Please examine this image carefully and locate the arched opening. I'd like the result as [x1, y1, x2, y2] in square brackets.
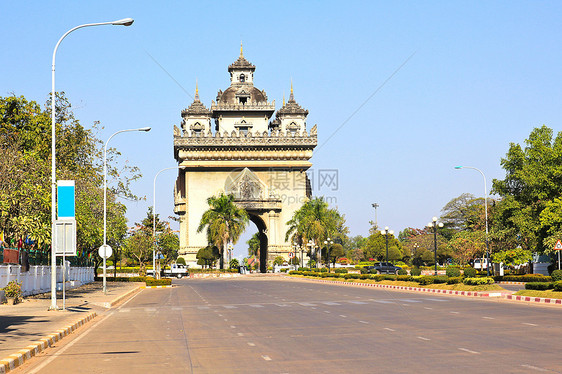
[249, 213, 268, 273]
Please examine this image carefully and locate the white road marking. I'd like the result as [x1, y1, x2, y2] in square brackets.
[417, 336, 430, 341]
[324, 311, 331, 313]
[172, 307, 183, 311]
[250, 304, 264, 308]
[217, 314, 223, 317]
[262, 355, 272, 361]
[237, 333, 244, 336]
[384, 328, 395, 332]
[398, 299, 422, 303]
[424, 307, 433, 310]
[523, 323, 538, 326]
[349, 301, 367, 305]
[145, 308, 157, 312]
[247, 342, 256, 347]
[372, 300, 394, 304]
[483, 317, 495, 320]
[521, 364, 548, 372]
[458, 348, 480, 354]
[450, 311, 460, 314]
[299, 303, 316, 306]
[118, 308, 130, 313]
[322, 302, 340, 306]
[276, 304, 290, 307]
[224, 319, 228, 321]
[230, 325, 236, 329]
[359, 320, 369, 324]
[402, 304, 410, 306]
[224, 305, 237, 309]
[197, 306, 210, 310]
[339, 315, 347, 318]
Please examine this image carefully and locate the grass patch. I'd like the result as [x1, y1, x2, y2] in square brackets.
[514, 290, 562, 299]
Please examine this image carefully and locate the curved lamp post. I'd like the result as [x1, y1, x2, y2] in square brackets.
[455, 166, 490, 276]
[324, 237, 333, 269]
[152, 166, 184, 279]
[103, 127, 150, 293]
[380, 227, 394, 264]
[427, 217, 444, 275]
[50, 18, 134, 310]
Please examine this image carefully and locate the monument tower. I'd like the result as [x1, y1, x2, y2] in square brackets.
[173, 47, 317, 271]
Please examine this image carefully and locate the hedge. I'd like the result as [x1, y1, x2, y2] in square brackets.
[447, 276, 462, 284]
[410, 268, 422, 276]
[495, 274, 552, 282]
[463, 277, 494, 285]
[94, 276, 146, 282]
[418, 276, 435, 285]
[463, 268, 477, 278]
[525, 282, 554, 290]
[554, 281, 562, 292]
[446, 267, 461, 278]
[145, 277, 172, 286]
[551, 270, 562, 282]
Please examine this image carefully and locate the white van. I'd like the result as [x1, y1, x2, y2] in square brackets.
[473, 258, 489, 270]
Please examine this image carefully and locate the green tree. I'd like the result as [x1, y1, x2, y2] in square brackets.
[197, 245, 220, 268]
[446, 230, 485, 265]
[247, 232, 260, 256]
[273, 256, 284, 266]
[197, 193, 249, 269]
[123, 228, 152, 275]
[326, 243, 344, 267]
[492, 125, 562, 253]
[440, 193, 485, 239]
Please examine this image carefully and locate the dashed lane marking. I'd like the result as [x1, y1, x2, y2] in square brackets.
[262, 355, 272, 361]
[230, 325, 236, 329]
[521, 364, 548, 372]
[359, 321, 369, 324]
[417, 336, 430, 341]
[450, 311, 460, 314]
[249, 304, 264, 308]
[483, 317, 495, 320]
[322, 302, 340, 306]
[523, 323, 538, 327]
[298, 303, 316, 307]
[247, 343, 256, 347]
[349, 301, 367, 305]
[424, 307, 433, 310]
[339, 315, 347, 318]
[384, 328, 395, 332]
[458, 348, 480, 354]
[198, 306, 210, 310]
[371, 300, 394, 304]
[237, 333, 244, 337]
[224, 305, 237, 309]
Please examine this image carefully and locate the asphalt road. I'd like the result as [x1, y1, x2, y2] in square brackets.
[14, 277, 562, 374]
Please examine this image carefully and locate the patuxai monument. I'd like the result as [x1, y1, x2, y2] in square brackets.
[173, 46, 317, 271]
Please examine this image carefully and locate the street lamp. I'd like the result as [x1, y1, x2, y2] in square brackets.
[455, 166, 490, 276]
[153, 166, 184, 279]
[380, 227, 394, 264]
[371, 203, 379, 229]
[227, 243, 234, 267]
[324, 238, 334, 269]
[307, 240, 318, 268]
[50, 18, 134, 310]
[103, 127, 150, 293]
[427, 217, 444, 275]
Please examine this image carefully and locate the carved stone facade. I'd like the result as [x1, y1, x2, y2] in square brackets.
[174, 47, 316, 271]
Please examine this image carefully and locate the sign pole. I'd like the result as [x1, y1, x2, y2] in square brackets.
[554, 240, 562, 270]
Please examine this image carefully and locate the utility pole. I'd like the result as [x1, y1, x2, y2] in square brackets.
[371, 203, 379, 229]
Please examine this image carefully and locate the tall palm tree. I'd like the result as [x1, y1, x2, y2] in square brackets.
[197, 193, 249, 269]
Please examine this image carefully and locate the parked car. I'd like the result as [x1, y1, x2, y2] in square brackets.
[368, 262, 402, 274]
[147, 263, 189, 278]
[473, 258, 489, 270]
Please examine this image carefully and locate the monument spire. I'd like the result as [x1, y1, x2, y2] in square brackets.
[289, 79, 295, 102]
[195, 79, 199, 101]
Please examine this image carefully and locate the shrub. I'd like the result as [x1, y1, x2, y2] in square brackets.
[434, 276, 448, 284]
[360, 267, 368, 274]
[410, 268, 422, 276]
[525, 282, 554, 290]
[551, 270, 562, 282]
[418, 276, 435, 285]
[447, 276, 462, 284]
[326, 273, 338, 278]
[397, 269, 408, 275]
[320, 267, 328, 273]
[463, 267, 476, 278]
[335, 268, 348, 274]
[384, 275, 396, 281]
[446, 267, 461, 278]
[3, 280, 22, 299]
[463, 277, 494, 285]
[320, 273, 328, 278]
[280, 268, 288, 273]
[176, 257, 186, 265]
[298, 267, 309, 271]
[145, 277, 172, 286]
[372, 274, 386, 282]
[501, 274, 552, 282]
[554, 281, 562, 292]
[360, 274, 370, 280]
[397, 275, 411, 282]
[344, 273, 360, 280]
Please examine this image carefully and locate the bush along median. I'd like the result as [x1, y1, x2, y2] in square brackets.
[287, 270, 504, 291]
[94, 276, 172, 287]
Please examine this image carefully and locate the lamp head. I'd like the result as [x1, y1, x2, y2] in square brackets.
[389, 230, 394, 235]
[432, 217, 438, 222]
[138, 126, 151, 132]
[385, 226, 389, 231]
[454, 166, 463, 169]
[438, 223, 444, 228]
[380, 230, 385, 235]
[112, 18, 134, 26]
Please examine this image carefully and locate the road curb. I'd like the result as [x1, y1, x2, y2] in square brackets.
[98, 285, 143, 309]
[141, 285, 173, 289]
[0, 312, 97, 374]
[506, 294, 562, 305]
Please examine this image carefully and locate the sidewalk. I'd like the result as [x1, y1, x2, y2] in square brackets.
[0, 281, 142, 373]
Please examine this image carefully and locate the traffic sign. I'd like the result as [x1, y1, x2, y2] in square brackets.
[98, 244, 113, 259]
[554, 240, 562, 251]
[288, 252, 295, 259]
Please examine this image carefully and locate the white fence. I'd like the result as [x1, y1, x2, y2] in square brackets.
[0, 265, 94, 296]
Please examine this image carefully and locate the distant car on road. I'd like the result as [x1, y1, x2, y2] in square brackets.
[368, 262, 402, 274]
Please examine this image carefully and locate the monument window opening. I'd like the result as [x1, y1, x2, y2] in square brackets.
[239, 96, 248, 104]
[239, 127, 249, 136]
[240, 74, 246, 82]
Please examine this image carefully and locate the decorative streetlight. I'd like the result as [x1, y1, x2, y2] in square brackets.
[227, 243, 234, 267]
[427, 217, 444, 275]
[153, 166, 184, 280]
[380, 227, 394, 264]
[300, 244, 305, 269]
[455, 166, 490, 276]
[103, 127, 151, 293]
[50, 17, 134, 310]
[324, 237, 334, 269]
[307, 239, 318, 268]
[371, 203, 379, 229]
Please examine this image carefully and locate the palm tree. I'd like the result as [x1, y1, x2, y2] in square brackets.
[197, 193, 249, 269]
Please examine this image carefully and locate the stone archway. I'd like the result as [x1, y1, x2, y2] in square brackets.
[248, 213, 268, 273]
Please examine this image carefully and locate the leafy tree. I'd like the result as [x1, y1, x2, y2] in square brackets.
[123, 228, 152, 275]
[247, 232, 260, 256]
[197, 245, 220, 268]
[325, 243, 344, 267]
[492, 247, 532, 266]
[273, 256, 284, 266]
[492, 125, 562, 253]
[440, 193, 485, 238]
[197, 193, 249, 269]
[363, 232, 402, 262]
[446, 231, 485, 265]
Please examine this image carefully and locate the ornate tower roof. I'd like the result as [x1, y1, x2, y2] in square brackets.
[228, 43, 256, 72]
[276, 82, 309, 117]
[182, 83, 211, 117]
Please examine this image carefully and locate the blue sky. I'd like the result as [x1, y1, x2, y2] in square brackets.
[2, 1, 561, 260]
